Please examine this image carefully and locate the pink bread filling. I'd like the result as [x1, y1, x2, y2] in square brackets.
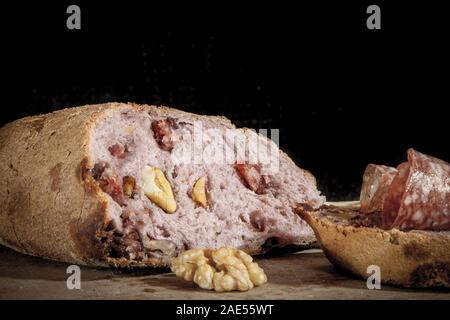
[89, 108, 325, 261]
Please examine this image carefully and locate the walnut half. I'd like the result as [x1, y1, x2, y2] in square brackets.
[171, 247, 267, 292]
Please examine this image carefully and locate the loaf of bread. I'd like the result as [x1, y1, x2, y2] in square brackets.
[296, 203, 450, 287]
[0, 103, 325, 267]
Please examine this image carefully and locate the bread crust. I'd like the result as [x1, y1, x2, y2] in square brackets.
[296, 203, 450, 288]
[0, 103, 120, 266]
[0, 102, 315, 267]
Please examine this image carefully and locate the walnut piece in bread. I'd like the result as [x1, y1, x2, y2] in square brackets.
[192, 176, 208, 208]
[142, 165, 177, 213]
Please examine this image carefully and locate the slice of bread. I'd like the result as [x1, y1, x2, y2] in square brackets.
[296, 203, 450, 288]
[0, 103, 324, 267]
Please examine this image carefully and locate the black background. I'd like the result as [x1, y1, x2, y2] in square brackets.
[2, 300, 447, 318]
[1, 1, 448, 200]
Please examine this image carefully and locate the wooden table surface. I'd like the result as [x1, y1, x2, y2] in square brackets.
[0, 245, 449, 300]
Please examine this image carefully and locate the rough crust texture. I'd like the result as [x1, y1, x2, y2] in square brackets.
[296, 203, 450, 288]
[0, 103, 317, 267]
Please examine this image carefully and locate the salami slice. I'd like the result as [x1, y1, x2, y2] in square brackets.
[360, 164, 398, 213]
[382, 149, 450, 230]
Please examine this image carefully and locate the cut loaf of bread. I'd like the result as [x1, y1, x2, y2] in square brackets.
[0, 103, 324, 267]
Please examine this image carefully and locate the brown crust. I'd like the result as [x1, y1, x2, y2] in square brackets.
[0, 102, 315, 267]
[0, 103, 113, 266]
[296, 203, 450, 288]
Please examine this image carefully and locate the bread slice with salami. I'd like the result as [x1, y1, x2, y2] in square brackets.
[297, 149, 450, 288]
[0, 103, 325, 267]
[297, 203, 450, 288]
